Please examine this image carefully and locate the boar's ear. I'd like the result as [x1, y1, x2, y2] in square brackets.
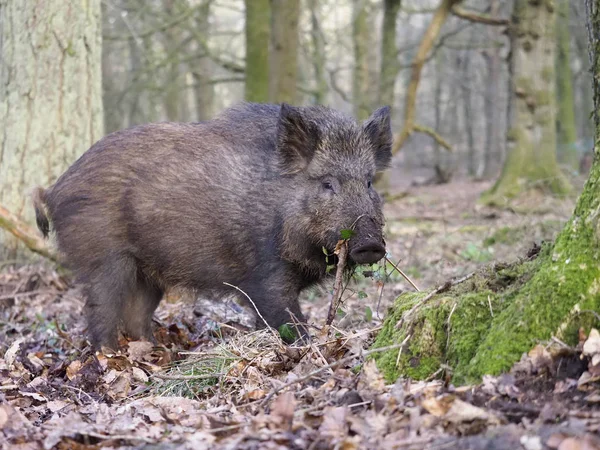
[362, 106, 392, 171]
[277, 103, 319, 174]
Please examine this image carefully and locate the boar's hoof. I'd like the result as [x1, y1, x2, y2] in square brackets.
[349, 242, 386, 265]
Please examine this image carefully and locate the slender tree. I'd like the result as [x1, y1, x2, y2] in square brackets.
[269, 0, 300, 104]
[245, 0, 271, 102]
[0, 0, 103, 257]
[556, 0, 578, 170]
[352, 0, 373, 120]
[483, 0, 571, 203]
[378, 0, 402, 107]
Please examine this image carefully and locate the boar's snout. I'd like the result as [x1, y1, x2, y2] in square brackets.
[349, 241, 386, 264]
[347, 216, 386, 265]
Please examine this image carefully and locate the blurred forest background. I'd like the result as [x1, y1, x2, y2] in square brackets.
[0, 0, 593, 255]
[101, 0, 592, 182]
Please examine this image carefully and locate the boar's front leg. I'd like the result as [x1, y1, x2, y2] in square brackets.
[239, 269, 309, 343]
[122, 276, 163, 342]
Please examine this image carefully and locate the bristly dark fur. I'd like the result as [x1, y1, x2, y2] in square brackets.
[33, 102, 392, 349]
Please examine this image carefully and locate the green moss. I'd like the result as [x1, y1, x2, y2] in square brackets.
[541, 66, 554, 82]
[371, 257, 541, 384]
[65, 41, 76, 57]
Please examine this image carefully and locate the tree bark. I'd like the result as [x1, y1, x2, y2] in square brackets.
[483, 0, 571, 204]
[269, 0, 299, 104]
[0, 0, 103, 257]
[244, 0, 270, 103]
[191, 0, 214, 121]
[309, 0, 328, 105]
[352, 0, 373, 120]
[378, 0, 401, 107]
[372, 0, 600, 385]
[480, 0, 503, 179]
[555, 0, 578, 170]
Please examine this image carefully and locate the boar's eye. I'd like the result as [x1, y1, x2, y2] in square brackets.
[322, 181, 334, 191]
[367, 180, 372, 189]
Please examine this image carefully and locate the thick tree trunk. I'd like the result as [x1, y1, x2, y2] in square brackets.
[269, 0, 299, 104]
[244, 0, 270, 103]
[0, 0, 103, 257]
[378, 0, 401, 107]
[483, 0, 571, 203]
[372, 0, 600, 384]
[555, 0, 578, 171]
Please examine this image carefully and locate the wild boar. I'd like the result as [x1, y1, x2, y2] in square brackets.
[33, 103, 392, 349]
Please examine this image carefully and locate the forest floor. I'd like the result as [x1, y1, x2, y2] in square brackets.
[2, 176, 600, 449]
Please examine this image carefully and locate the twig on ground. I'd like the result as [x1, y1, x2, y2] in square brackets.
[396, 272, 475, 329]
[260, 342, 407, 407]
[395, 333, 413, 368]
[152, 372, 226, 381]
[385, 256, 420, 292]
[224, 282, 282, 343]
[325, 241, 349, 327]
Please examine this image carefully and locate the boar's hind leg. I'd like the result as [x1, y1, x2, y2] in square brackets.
[83, 255, 137, 351]
[122, 277, 163, 342]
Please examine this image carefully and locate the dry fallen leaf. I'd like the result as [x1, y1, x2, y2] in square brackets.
[583, 329, 600, 357]
[270, 392, 296, 430]
[66, 360, 83, 380]
[319, 406, 349, 440]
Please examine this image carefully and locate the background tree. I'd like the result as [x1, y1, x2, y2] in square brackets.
[483, 0, 571, 204]
[0, 0, 103, 257]
[245, 0, 271, 102]
[555, 0, 578, 171]
[269, 0, 300, 103]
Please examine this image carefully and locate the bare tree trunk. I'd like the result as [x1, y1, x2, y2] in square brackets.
[352, 0, 373, 120]
[309, 0, 327, 105]
[245, 0, 271, 103]
[192, 0, 214, 121]
[0, 0, 104, 257]
[378, 0, 401, 107]
[269, 0, 300, 104]
[480, 0, 503, 179]
[162, 0, 183, 121]
[484, 0, 571, 203]
[555, 0, 578, 170]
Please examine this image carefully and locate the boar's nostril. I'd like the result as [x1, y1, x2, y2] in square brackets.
[349, 242, 386, 265]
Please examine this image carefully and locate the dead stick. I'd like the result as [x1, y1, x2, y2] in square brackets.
[325, 241, 348, 327]
[0, 204, 58, 262]
[385, 256, 420, 291]
[260, 342, 406, 407]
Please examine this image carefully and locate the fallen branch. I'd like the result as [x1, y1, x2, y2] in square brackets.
[0, 204, 58, 262]
[451, 5, 509, 26]
[385, 256, 421, 292]
[325, 241, 349, 327]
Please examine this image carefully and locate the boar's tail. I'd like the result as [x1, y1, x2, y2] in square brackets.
[32, 187, 50, 238]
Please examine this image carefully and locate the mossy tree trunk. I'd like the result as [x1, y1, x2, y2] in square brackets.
[483, 0, 571, 204]
[0, 0, 103, 258]
[244, 0, 270, 103]
[191, 0, 214, 122]
[372, 0, 600, 384]
[269, 0, 299, 104]
[555, 0, 578, 171]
